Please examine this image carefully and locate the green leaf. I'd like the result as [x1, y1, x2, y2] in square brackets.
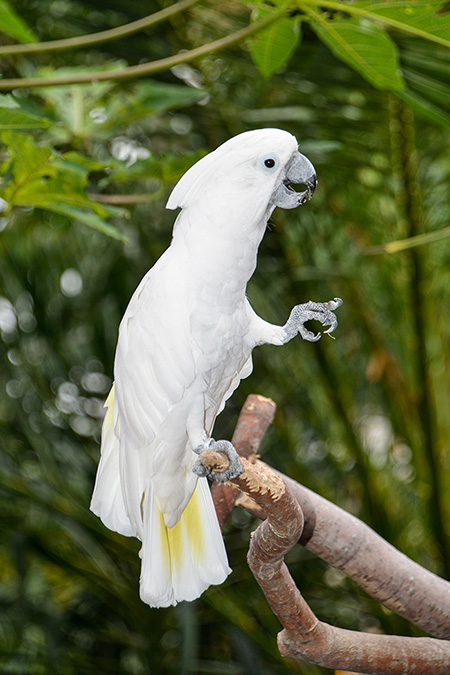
[396, 88, 450, 130]
[2, 130, 53, 184]
[398, 39, 450, 129]
[243, 106, 315, 123]
[37, 63, 127, 140]
[0, 131, 125, 240]
[307, 9, 405, 91]
[35, 66, 206, 143]
[0, 0, 36, 43]
[403, 67, 450, 107]
[47, 203, 127, 242]
[248, 7, 301, 78]
[105, 150, 207, 185]
[62, 151, 114, 173]
[99, 80, 207, 134]
[132, 80, 207, 113]
[0, 95, 51, 130]
[0, 93, 17, 109]
[352, 0, 450, 48]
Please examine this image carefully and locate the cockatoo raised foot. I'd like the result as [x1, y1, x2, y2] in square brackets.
[283, 297, 343, 343]
[192, 439, 244, 482]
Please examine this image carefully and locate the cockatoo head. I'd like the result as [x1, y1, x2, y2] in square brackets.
[166, 128, 316, 216]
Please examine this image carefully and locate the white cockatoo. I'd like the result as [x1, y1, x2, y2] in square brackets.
[90, 128, 341, 608]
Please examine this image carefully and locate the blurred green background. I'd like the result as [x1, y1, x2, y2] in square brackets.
[1, 1, 450, 673]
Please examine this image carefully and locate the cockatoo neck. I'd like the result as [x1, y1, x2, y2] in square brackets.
[170, 199, 273, 300]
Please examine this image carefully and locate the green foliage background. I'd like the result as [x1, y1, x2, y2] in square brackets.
[1, 1, 450, 673]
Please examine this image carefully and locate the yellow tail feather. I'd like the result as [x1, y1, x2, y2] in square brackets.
[157, 482, 206, 572]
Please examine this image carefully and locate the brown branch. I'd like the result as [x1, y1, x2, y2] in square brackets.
[281, 472, 450, 641]
[278, 624, 450, 674]
[207, 395, 450, 673]
[88, 193, 156, 205]
[211, 393, 276, 530]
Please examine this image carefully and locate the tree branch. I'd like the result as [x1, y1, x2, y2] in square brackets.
[211, 394, 276, 530]
[281, 471, 450, 640]
[0, 10, 284, 90]
[88, 193, 157, 205]
[0, 0, 199, 56]
[208, 395, 450, 673]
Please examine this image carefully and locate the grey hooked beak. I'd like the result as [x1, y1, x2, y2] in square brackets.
[273, 151, 317, 210]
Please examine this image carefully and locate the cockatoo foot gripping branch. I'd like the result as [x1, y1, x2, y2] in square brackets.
[90, 128, 342, 608]
[193, 439, 244, 483]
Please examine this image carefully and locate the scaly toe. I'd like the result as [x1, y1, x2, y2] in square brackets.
[209, 440, 244, 482]
[192, 459, 211, 478]
[192, 439, 244, 483]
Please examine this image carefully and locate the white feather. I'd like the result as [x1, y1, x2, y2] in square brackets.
[139, 477, 230, 607]
[91, 128, 303, 607]
[90, 386, 133, 537]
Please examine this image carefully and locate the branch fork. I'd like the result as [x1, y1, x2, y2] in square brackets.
[206, 394, 450, 675]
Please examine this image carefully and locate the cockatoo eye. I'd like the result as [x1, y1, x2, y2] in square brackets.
[264, 158, 276, 169]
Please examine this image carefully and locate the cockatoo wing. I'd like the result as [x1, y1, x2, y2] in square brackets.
[115, 252, 199, 531]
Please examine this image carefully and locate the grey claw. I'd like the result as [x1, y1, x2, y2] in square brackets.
[324, 297, 343, 311]
[284, 297, 342, 343]
[298, 325, 321, 342]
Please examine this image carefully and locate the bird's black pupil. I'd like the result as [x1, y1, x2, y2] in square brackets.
[264, 158, 275, 168]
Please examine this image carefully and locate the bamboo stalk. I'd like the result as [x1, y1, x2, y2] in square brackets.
[388, 97, 450, 578]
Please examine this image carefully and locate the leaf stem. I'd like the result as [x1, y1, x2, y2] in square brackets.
[297, 0, 450, 50]
[0, 10, 285, 90]
[365, 224, 450, 255]
[0, 0, 200, 56]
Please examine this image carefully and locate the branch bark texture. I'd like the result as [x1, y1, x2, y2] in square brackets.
[207, 394, 450, 674]
[282, 472, 450, 641]
[211, 393, 276, 530]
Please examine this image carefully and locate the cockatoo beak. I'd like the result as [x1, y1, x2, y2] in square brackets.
[273, 151, 317, 210]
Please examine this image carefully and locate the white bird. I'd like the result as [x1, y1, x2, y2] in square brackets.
[90, 128, 341, 608]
